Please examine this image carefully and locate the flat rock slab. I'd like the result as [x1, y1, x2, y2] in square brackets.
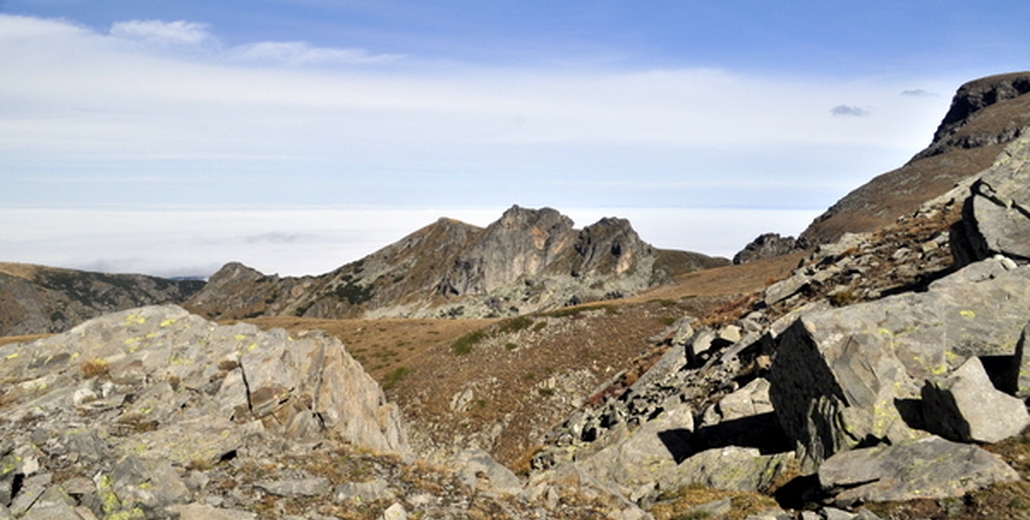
[819, 436, 1018, 506]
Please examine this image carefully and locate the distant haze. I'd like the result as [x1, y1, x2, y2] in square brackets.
[0, 207, 819, 278]
[3, 3, 1029, 277]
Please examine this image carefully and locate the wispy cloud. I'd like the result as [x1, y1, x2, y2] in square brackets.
[110, 19, 215, 46]
[901, 89, 938, 97]
[229, 41, 403, 65]
[831, 104, 870, 117]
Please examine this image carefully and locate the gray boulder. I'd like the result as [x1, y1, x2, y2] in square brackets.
[819, 436, 1018, 506]
[1015, 323, 1030, 399]
[452, 449, 522, 495]
[576, 403, 694, 495]
[658, 446, 794, 494]
[769, 261, 1030, 467]
[956, 137, 1030, 262]
[922, 356, 1029, 444]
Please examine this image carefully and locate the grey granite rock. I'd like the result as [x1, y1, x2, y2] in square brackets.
[819, 436, 1018, 506]
[922, 356, 1029, 444]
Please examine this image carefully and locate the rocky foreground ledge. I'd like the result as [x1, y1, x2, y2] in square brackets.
[0, 305, 656, 519]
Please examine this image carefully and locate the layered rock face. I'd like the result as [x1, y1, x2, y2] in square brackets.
[0, 263, 204, 336]
[186, 205, 726, 321]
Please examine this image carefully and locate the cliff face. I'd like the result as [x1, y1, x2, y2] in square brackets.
[0, 263, 204, 336]
[185, 206, 727, 321]
[800, 71, 1030, 246]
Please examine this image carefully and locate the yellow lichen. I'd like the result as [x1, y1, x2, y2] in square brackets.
[159, 318, 177, 327]
[959, 310, 976, 319]
[123, 314, 145, 326]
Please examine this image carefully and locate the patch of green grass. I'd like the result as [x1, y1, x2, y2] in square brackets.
[538, 388, 555, 397]
[451, 330, 487, 356]
[504, 342, 518, 351]
[496, 315, 535, 334]
[382, 366, 410, 390]
[532, 321, 547, 332]
[540, 303, 619, 319]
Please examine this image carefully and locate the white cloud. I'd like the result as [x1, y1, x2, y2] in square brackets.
[229, 41, 402, 65]
[0, 14, 961, 214]
[109, 19, 215, 46]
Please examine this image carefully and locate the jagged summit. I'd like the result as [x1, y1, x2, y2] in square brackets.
[800, 71, 1030, 246]
[185, 205, 727, 321]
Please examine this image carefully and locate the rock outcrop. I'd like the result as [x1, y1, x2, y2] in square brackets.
[733, 233, 805, 265]
[186, 205, 727, 321]
[0, 263, 204, 336]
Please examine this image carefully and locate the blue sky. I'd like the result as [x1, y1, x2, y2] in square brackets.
[2, 1, 1029, 276]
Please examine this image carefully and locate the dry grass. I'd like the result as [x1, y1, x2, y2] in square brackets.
[0, 262, 44, 280]
[232, 316, 495, 382]
[80, 358, 109, 379]
[649, 484, 780, 520]
[0, 334, 50, 347]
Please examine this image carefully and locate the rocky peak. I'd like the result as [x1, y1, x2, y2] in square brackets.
[800, 71, 1030, 247]
[570, 216, 651, 276]
[932, 72, 1030, 144]
[732, 233, 805, 265]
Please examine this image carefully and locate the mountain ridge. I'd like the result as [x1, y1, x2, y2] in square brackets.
[184, 205, 729, 322]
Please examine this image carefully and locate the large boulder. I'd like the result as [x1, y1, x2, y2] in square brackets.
[575, 403, 694, 495]
[769, 260, 1030, 467]
[819, 436, 1019, 506]
[921, 356, 1029, 444]
[658, 446, 795, 494]
[955, 137, 1030, 262]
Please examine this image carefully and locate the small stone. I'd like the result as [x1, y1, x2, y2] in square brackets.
[381, 502, 407, 520]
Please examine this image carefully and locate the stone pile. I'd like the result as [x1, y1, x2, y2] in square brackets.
[533, 138, 1030, 517]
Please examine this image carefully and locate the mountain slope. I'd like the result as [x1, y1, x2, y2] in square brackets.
[801, 71, 1030, 245]
[186, 205, 728, 321]
[0, 262, 204, 336]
